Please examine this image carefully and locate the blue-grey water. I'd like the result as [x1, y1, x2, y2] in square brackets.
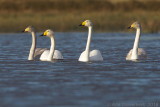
[0, 32, 160, 107]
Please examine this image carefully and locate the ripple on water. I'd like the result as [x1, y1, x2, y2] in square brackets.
[0, 33, 160, 106]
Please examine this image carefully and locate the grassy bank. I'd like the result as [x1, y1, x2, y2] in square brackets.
[1, 0, 160, 12]
[0, 0, 160, 33]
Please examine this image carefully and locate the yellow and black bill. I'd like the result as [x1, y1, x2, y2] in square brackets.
[79, 21, 86, 26]
[40, 31, 47, 37]
[22, 28, 28, 32]
[128, 26, 132, 29]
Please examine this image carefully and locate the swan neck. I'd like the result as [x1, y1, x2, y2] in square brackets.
[84, 26, 92, 61]
[28, 32, 36, 60]
[131, 28, 141, 60]
[48, 35, 55, 61]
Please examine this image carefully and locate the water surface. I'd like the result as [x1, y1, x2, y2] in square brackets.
[0, 32, 160, 107]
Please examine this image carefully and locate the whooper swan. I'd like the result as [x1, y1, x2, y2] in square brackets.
[126, 22, 147, 61]
[40, 29, 63, 61]
[78, 20, 103, 62]
[23, 26, 47, 60]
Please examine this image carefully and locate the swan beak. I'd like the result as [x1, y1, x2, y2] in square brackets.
[40, 31, 47, 37]
[79, 24, 83, 26]
[128, 24, 135, 29]
[24, 27, 29, 32]
[128, 26, 131, 29]
[79, 21, 86, 26]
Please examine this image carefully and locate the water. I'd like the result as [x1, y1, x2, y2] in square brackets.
[0, 32, 160, 107]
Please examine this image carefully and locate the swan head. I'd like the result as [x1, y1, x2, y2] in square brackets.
[23, 26, 35, 32]
[40, 29, 54, 37]
[79, 20, 93, 27]
[128, 22, 141, 29]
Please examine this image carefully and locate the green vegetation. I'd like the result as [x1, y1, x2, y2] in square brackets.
[0, 0, 160, 33]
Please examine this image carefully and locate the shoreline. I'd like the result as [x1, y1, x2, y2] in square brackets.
[0, 0, 160, 33]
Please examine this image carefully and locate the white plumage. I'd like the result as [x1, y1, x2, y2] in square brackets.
[126, 48, 147, 60]
[79, 20, 103, 62]
[23, 26, 46, 60]
[40, 29, 63, 61]
[79, 50, 103, 61]
[40, 50, 63, 61]
[126, 22, 147, 60]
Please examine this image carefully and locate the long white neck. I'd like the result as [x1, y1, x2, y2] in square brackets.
[131, 27, 141, 60]
[84, 26, 92, 62]
[47, 35, 55, 61]
[28, 32, 36, 60]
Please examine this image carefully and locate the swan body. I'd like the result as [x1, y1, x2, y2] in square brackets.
[126, 22, 147, 60]
[79, 50, 103, 61]
[23, 26, 46, 60]
[126, 48, 147, 60]
[40, 50, 63, 61]
[40, 29, 63, 61]
[79, 20, 103, 62]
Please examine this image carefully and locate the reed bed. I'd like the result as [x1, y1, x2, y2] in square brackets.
[0, 0, 160, 33]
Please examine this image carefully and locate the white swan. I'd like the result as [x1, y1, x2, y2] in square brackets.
[40, 29, 63, 61]
[79, 20, 103, 62]
[23, 26, 47, 60]
[126, 22, 147, 60]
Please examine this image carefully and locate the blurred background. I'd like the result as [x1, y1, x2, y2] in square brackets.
[0, 0, 160, 33]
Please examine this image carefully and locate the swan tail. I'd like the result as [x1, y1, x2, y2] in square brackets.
[89, 50, 103, 61]
[53, 50, 63, 59]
